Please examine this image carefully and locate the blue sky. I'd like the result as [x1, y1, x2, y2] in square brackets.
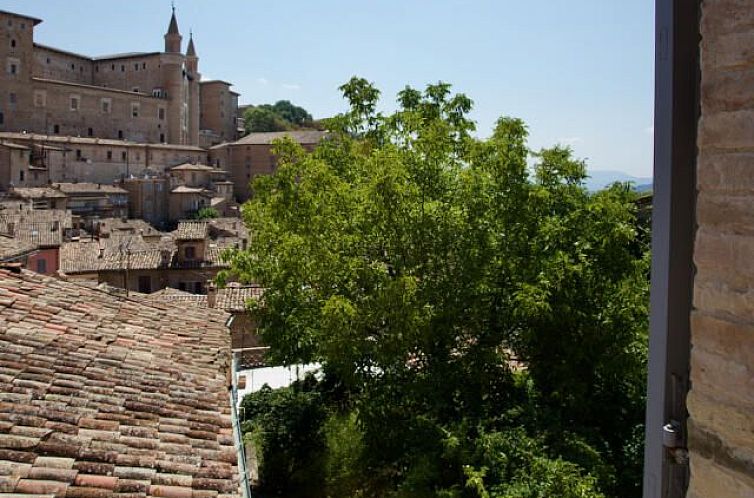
[6, 1, 655, 177]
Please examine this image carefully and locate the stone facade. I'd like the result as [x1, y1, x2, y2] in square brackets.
[0, 132, 207, 184]
[201, 81, 240, 145]
[209, 130, 326, 202]
[0, 8, 239, 146]
[688, 1, 754, 497]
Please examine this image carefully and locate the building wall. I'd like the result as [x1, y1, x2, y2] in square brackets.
[31, 79, 168, 143]
[687, 2, 754, 497]
[0, 134, 207, 184]
[200, 82, 238, 144]
[0, 10, 238, 147]
[27, 247, 58, 275]
[210, 142, 318, 202]
[122, 177, 169, 228]
[33, 46, 93, 85]
[98, 267, 221, 294]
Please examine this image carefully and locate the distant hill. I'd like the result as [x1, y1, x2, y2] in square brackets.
[585, 170, 653, 192]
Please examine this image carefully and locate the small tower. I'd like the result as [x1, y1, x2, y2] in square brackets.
[186, 30, 201, 145]
[186, 31, 198, 73]
[164, 5, 182, 53]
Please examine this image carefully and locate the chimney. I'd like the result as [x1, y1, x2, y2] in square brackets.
[207, 281, 217, 308]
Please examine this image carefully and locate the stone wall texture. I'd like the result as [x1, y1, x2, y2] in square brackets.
[689, 1, 754, 496]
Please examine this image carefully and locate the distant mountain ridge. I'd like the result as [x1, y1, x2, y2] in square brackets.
[585, 170, 653, 192]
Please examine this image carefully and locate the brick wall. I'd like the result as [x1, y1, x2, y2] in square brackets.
[688, 1, 754, 496]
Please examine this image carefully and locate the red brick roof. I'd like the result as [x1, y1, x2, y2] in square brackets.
[0, 269, 241, 497]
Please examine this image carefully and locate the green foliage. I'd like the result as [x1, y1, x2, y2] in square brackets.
[243, 100, 317, 133]
[229, 77, 650, 497]
[191, 206, 219, 220]
[240, 379, 327, 497]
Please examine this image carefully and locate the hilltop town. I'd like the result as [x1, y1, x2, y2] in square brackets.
[0, 7, 324, 293]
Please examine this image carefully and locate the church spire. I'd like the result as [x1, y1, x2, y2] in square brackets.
[164, 4, 182, 53]
[168, 3, 179, 34]
[186, 30, 197, 57]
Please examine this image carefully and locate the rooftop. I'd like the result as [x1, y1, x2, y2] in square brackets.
[53, 183, 128, 195]
[222, 130, 328, 147]
[0, 268, 240, 497]
[175, 221, 210, 241]
[0, 234, 35, 261]
[0, 133, 206, 152]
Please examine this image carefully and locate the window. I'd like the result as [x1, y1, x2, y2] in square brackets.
[87, 127, 93, 137]
[178, 282, 187, 291]
[70, 95, 80, 111]
[134, 63, 139, 71]
[19, 170, 24, 182]
[10, 39, 15, 49]
[95, 65, 98, 73]
[6, 58, 20, 75]
[46, 58, 50, 64]
[185, 246, 196, 260]
[33, 90, 46, 108]
[111, 64, 115, 70]
[121, 151, 127, 161]
[0, 112, 4, 125]
[53, 124, 59, 134]
[9, 93, 17, 104]
[36, 259, 47, 274]
[138, 276, 151, 294]
[132, 87, 139, 93]
[131, 103, 140, 118]
[76, 149, 82, 160]
[121, 65, 125, 72]
[118, 130, 124, 139]
[142, 63, 146, 69]
[70, 63, 74, 70]
[159, 133, 165, 143]
[158, 108, 165, 120]
[101, 98, 111, 113]
[80, 66, 83, 73]
[107, 150, 112, 160]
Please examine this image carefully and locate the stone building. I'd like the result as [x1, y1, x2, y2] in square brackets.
[0, 8, 239, 146]
[209, 130, 327, 202]
[0, 132, 208, 184]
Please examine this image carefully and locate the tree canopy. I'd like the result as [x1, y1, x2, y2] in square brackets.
[243, 100, 317, 133]
[225, 77, 650, 498]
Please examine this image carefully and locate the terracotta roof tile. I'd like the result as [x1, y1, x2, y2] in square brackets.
[0, 269, 241, 497]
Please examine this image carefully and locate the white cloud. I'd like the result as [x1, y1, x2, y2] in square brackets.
[256, 77, 269, 85]
[282, 83, 301, 91]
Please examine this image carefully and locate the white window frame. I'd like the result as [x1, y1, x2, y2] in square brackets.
[70, 94, 81, 112]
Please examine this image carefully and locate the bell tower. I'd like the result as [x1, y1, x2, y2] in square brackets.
[164, 5, 182, 53]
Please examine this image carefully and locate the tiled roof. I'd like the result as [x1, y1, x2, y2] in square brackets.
[231, 130, 328, 146]
[94, 218, 162, 237]
[0, 235, 35, 261]
[146, 287, 209, 307]
[171, 186, 207, 194]
[170, 163, 217, 172]
[8, 188, 68, 200]
[215, 286, 263, 312]
[0, 268, 240, 497]
[0, 133, 206, 152]
[52, 183, 128, 195]
[13, 222, 65, 248]
[175, 222, 209, 241]
[59, 236, 168, 274]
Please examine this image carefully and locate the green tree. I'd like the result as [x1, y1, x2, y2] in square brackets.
[227, 77, 649, 497]
[244, 106, 290, 133]
[273, 100, 314, 126]
[192, 206, 219, 220]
